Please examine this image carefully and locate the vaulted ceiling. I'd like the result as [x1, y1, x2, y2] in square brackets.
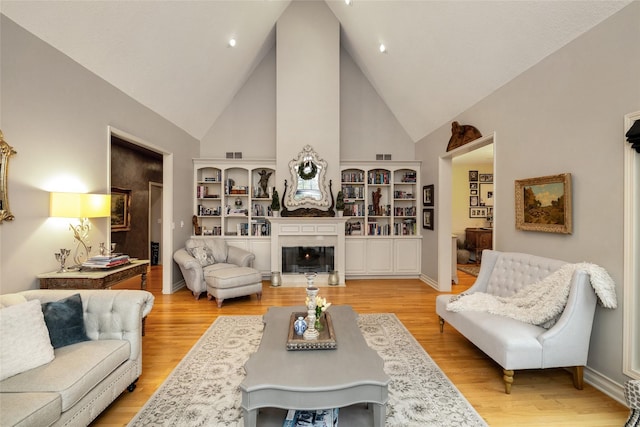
[1, 0, 632, 142]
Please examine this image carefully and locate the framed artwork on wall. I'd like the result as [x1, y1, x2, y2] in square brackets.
[423, 184, 434, 206]
[111, 187, 131, 232]
[469, 207, 487, 218]
[469, 170, 479, 182]
[423, 208, 434, 230]
[515, 173, 572, 234]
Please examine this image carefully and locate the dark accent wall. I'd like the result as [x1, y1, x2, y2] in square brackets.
[110, 136, 162, 259]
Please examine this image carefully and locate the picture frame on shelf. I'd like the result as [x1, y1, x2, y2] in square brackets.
[515, 173, 572, 234]
[423, 184, 434, 207]
[469, 207, 487, 218]
[423, 208, 434, 230]
[111, 187, 131, 232]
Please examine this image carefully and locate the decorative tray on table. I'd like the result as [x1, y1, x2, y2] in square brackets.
[286, 312, 337, 351]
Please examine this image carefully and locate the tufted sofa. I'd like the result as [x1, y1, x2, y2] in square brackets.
[173, 237, 258, 301]
[436, 250, 600, 394]
[0, 289, 154, 427]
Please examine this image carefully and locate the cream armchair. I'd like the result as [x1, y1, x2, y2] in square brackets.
[173, 238, 256, 299]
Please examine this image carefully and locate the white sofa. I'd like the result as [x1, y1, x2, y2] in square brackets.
[436, 250, 603, 394]
[173, 237, 258, 300]
[0, 289, 154, 427]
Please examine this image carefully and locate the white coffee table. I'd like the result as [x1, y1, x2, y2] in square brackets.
[241, 305, 389, 427]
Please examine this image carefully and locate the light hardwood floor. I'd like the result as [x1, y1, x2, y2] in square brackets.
[92, 265, 629, 426]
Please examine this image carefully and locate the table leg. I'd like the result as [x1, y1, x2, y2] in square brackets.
[372, 402, 385, 427]
[242, 408, 257, 427]
[140, 270, 147, 290]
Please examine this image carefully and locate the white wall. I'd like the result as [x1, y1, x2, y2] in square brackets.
[0, 15, 199, 293]
[417, 2, 640, 386]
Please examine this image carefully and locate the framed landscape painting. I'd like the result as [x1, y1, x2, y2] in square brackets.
[515, 173, 572, 234]
[111, 187, 131, 232]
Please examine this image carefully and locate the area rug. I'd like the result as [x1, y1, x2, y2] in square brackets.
[457, 264, 480, 277]
[128, 314, 487, 427]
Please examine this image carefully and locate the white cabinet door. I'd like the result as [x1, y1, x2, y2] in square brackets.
[345, 238, 367, 275]
[394, 238, 421, 274]
[366, 238, 394, 274]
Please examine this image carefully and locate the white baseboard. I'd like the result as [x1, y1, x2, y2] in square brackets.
[420, 274, 439, 290]
[584, 366, 627, 406]
[171, 279, 186, 294]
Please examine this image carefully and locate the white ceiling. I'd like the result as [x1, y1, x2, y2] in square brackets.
[1, 0, 632, 142]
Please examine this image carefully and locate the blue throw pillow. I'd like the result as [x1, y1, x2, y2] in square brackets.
[41, 293, 90, 349]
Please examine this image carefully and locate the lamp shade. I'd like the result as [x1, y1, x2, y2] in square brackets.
[50, 192, 111, 218]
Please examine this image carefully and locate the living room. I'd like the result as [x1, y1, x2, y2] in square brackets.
[1, 0, 639, 425]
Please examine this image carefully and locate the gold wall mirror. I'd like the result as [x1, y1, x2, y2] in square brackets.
[0, 130, 16, 223]
[286, 145, 330, 209]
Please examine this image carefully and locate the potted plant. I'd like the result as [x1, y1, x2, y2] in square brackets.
[336, 191, 345, 217]
[271, 188, 280, 217]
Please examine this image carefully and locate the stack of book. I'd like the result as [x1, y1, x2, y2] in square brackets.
[82, 254, 130, 269]
[283, 408, 338, 427]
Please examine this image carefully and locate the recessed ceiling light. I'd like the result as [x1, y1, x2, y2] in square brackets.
[345, 0, 352, 5]
[228, 38, 237, 48]
[379, 43, 386, 53]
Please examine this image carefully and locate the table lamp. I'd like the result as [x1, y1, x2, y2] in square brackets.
[50, 192, 111, 267]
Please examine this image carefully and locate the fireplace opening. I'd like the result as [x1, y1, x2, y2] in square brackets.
[282, 246, 335, 273]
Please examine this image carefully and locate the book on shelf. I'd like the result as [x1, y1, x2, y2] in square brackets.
[82, 254, 130, 269]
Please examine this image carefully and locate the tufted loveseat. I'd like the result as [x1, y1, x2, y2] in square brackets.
[0, 289, 154, 427]
[436, 250, 605, 394]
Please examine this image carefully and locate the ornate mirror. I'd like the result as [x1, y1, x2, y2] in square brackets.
[286, 145, 330, 208]
[0, 130, 16, 223]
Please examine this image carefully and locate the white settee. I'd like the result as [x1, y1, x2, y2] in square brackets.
[0, 289, 154, 427]
[173, 238, 257, 299]
[436, 250, 617, 394]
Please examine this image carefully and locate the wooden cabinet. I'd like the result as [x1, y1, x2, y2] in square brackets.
[465, 228, 493, 264]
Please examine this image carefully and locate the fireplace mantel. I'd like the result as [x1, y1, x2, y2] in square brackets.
[270, 217, 348, 285]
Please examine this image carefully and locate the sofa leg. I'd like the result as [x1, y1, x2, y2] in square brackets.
[193, 291, 202, 300]
[217, 298, 224, 308]
[127, 378, 138, 392]
[438, 316, 445, 333]
[572, 366, 584, 390]
[503, 369, 514, 394]
[256, 292, 262, 301]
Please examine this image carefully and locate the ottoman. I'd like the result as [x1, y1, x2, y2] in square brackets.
[205, 267, 262, 308]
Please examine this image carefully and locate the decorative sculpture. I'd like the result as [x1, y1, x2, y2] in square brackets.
[446, 121, 482, 151]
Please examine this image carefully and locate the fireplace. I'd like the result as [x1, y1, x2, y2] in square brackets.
[282, 246, 335, 273]
[269, 217, 348, 285]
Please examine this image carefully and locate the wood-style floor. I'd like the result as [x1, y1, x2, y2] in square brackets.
[92, 265, 629, 426]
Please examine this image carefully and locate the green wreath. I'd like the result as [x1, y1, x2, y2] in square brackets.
[298, 161, 317, 180]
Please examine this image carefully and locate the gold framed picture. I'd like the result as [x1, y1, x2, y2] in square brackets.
[111, 187, 131, 232]
[515, 173, 572, 234]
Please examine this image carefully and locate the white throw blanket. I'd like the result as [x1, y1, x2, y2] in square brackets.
[446, 263, 617, 328]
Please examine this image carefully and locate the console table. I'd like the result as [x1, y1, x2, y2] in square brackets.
[37, 260, 150, 290]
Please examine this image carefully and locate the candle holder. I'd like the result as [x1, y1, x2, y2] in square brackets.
[304, 272, 317, 288]
[55, 249, 71, 273]
[303, 286, 320, 340]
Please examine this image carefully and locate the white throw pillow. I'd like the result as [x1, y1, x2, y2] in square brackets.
[0, 299, 55, 381]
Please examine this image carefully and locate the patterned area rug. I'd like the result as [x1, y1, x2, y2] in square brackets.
[458, 264, 481, 277]
[128, 314, 487, 427]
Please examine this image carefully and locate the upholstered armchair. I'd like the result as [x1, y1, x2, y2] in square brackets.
[173, 238, 255, 299]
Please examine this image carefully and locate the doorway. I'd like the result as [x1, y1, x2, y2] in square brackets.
[438, 134, 495, 292]
[149, 182, 163, 266]
[109, 126, 174, 295]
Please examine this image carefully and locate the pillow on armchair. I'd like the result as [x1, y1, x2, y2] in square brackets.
[186, 238, 228, 266]
[189, 245, 216, 267]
